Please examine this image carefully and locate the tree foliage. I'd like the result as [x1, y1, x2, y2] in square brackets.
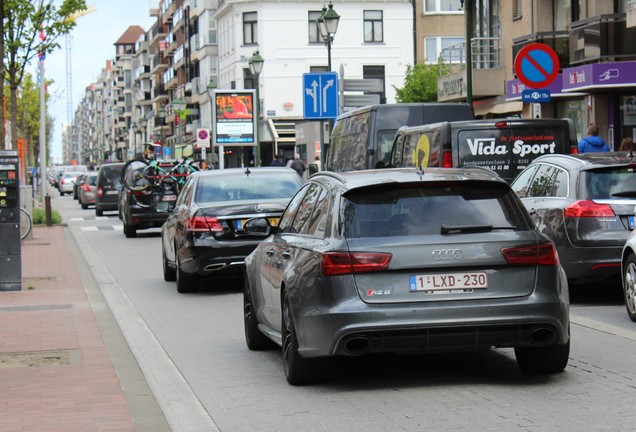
[1, 0, 86, 153]
[394, 62, 451, 103]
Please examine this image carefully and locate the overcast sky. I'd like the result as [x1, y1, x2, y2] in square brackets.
[44, 0, 156, 163]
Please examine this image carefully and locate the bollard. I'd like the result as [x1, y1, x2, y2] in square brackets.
[45, 194, 53, 226]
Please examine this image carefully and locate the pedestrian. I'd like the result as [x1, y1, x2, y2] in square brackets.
[313, 155, 322, 171]
[578, 124, 610, 153]
[271, 154, 284, 166]
[289, 153, 307, 177]
[618, 137, 634, 152]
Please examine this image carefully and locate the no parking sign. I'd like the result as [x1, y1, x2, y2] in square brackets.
[514, 43, 560, 89]
[196, 129, 210, 149]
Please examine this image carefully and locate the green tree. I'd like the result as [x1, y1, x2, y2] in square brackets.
[4, 73, 53, 165]
[394, 63, 451, 103]
[2, 0, 86, 154]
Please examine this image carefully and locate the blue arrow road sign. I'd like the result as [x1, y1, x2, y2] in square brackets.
[303, 72, 338, 119]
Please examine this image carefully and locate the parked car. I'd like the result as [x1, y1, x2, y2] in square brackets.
[511, 152, 636, 286]
[243, 167, 570, 385]
[119, 160, 179, 238]
[58, 172, 83, 196]
[95, 163, 125, 216]
[78, 172, 98, 209]
[161, 167, 304, 293]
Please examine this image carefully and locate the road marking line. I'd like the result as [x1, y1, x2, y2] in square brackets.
[570, 312, 636, 341]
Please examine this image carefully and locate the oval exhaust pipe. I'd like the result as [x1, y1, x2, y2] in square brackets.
[529, 327, 555, 346]
[204, 263, 228, 272]
[343, 336, 372, 355]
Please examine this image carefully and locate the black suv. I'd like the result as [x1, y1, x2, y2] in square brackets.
[118, 160, 178, 238]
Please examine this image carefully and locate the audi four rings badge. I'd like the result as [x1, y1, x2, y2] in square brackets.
[432, 249, 463, 260]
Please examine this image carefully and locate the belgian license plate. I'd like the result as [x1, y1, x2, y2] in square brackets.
[237, 217, 279, 231]
[629, 215, 636, 230]
[268, 217, 280, 227]
[409, 272, 487, 294]
[162, 194, 177, 201]
[106, 190, 118, 195]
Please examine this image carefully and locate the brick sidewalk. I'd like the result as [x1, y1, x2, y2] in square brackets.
[0, 226, 138, 432]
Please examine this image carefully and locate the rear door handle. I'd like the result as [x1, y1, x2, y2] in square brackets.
[266, 248, 275, 256]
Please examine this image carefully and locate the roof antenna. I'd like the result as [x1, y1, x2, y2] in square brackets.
[416, 148, 426, 180]
[629, 150, 634, 161]
[244, 167, 252, 176]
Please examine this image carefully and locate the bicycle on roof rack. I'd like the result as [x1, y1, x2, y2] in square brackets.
[120, 156, 207, 208]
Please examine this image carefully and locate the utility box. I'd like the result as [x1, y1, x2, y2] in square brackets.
[0, 150, 22, 291]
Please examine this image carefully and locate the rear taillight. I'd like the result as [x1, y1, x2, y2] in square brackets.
[82, 184, 91, 192]
[321, 252, 392, 276]
[442, 151, 452, 168]
[97, 187, 103, 197]
[570, 146, 578, 155]
[501, 243, 559, 266]
[564, 200, 615, 218]
[186, 215, 224, 232]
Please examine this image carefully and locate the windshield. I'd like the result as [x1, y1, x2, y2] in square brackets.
[585, 167, 636, 199]
[195, 172, 303, 202]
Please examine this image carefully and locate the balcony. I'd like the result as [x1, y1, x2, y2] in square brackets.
[151, 52, 169, 74]
[153, 84, 169, 103]
[149, 23, 167, 47]
[570, 13, 636, 64]
[437, 37, 504, 101]
[513, 31, 570, 69]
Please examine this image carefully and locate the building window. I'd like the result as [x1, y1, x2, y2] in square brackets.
[424, 0, 463, 13]
[308, 11, 322, 44]
[363, 65, 385, 104]
[512, 0, 522, 20]
[243, 12, 257, 45]
[424, 36, 464, 64]
[364, 10, 383, 43]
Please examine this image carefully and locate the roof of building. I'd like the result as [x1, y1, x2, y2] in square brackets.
[114, 25, 145, 45]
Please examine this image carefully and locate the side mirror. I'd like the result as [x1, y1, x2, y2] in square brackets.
[244, 217, 277, 237]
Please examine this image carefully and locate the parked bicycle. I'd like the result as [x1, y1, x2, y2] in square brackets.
[20, 207, 32, 240]
[121, 157, 205, 208]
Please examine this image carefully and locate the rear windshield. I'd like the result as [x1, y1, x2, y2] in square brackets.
[99, 165, 124, 187]
[195, 172, 303, 202]
[584, 167, 636, 199]
[343, 182, 529, 238]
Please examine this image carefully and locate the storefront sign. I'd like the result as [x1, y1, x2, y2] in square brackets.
[563, 61, 636, 92]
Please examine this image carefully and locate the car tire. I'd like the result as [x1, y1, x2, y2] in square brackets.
[59, 191, 64, 196]
[622, 253, 636, 322]
[515, 339, 570, 374]
[244, 277, 275, 350]
[162, 247, 176, 282]
[81, 202, 88, 210]
[176, 255, 198, 293]
[123, 220, 137, 238]
[95, 208, 103, 217]
[282, 290, 329, 385]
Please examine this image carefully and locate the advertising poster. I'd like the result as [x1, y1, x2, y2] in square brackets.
[213, 90, 256, 146]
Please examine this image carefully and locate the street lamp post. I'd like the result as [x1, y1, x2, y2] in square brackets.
[317, 3, 340, 164]
[249, 50, 264, 167]
[206, 83, 221, 169]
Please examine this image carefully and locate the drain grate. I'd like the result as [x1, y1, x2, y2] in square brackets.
[0, 350, 81, 368]
[0, 304, 72, 312]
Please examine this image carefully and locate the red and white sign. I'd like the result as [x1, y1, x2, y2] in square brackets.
[196, 128, 211, 149]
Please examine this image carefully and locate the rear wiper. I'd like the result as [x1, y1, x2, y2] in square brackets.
[441, 224, 516, 234]
[610, 190, 636, 198]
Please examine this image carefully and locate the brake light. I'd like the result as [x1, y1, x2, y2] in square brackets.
[321, 252, 392, 276]
[564, 200, 615, 218]
[501, 243, 559, 266]
[570, 146, 578, 155]
[97, 187, 103, 197]
[442, 151, 452, 168]
[186, 215, 224, 232]
[495, 121, 508, 128]
[82, 184, 91, 192]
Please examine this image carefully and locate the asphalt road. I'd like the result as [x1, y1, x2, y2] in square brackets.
[53, 191, 636, 432]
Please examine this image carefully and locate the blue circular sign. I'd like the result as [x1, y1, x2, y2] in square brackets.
[514, 43, 560, 89]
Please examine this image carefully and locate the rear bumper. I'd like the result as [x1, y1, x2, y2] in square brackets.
[179, 242, 260, 279]
[559, 244, 622, 283]
[292, 285, 570, 358]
